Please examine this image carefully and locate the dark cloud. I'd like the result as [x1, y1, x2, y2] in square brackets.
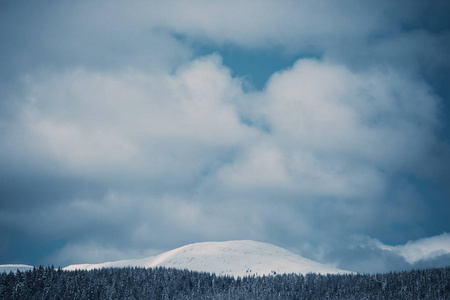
[412, 254, 450, 270]
[319, 236, 412, 274]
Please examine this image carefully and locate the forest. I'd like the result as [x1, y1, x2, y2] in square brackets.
[1, 265, 449, 299]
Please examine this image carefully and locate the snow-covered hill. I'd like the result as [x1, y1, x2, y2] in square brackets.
[0, 264, 34, 273]
[64, 240, 352, 277]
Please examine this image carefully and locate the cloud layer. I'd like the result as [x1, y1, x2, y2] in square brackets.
[0, 0, 449, 272]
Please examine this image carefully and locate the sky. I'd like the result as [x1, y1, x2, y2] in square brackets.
[1, 0, 450, 274]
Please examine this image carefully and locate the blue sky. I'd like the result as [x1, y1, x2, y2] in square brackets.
[1, 0, 450, 273]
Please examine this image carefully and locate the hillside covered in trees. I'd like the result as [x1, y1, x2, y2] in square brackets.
[1, 266, 449, 299]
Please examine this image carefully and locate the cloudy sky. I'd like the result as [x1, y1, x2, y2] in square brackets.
[1, 0, 450, 273]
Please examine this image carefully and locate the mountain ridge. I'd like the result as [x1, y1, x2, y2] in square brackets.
[63, 240, 353, 277]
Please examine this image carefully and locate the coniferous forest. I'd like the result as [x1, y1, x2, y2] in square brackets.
[1, 266, 450, 299]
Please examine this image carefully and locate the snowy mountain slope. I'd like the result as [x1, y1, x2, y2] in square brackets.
[0, 264, 34, 273]
[64, 240, 352, 277]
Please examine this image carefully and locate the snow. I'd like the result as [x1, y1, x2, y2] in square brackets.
[0, 264, 34, 273]
[64, 240, 353, 276]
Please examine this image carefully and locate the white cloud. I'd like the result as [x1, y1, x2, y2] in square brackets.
[3, 55, 440, 253]
[264, 59, 438, 167]
[215, 59, 438, 198]
[217, 141, 289, 190]
[152, 0, 389, 50]
[26, 0, 436, 66]
[378, 232, 450, 264]
[18, 55, 252, 184]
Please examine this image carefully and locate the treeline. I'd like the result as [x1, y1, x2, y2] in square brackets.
[1, 265, 450, 299]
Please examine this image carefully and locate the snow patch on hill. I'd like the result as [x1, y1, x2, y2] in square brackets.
[64, 240, 353, 277]
[0, 265, 34, 273]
